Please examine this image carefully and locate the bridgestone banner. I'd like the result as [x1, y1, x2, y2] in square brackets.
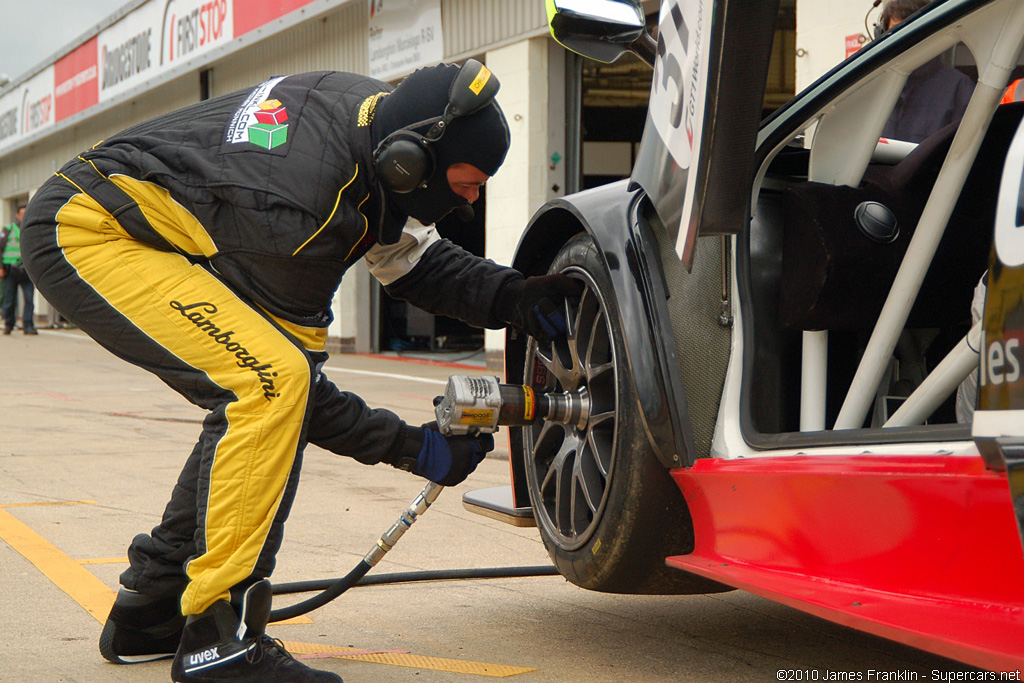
[0, 0, 322, 154]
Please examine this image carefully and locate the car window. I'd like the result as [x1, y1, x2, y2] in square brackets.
[741, 19, 1015, 443]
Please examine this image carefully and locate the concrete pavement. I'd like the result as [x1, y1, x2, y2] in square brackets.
[0, 329, 978, 682]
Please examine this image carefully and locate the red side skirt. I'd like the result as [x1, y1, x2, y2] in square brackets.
[667, 455, 1024, 671]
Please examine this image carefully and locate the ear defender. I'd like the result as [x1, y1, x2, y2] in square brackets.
[373, 132, 436, 194]
[373, 59, 500, 194]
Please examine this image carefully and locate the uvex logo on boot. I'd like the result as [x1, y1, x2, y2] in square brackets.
[188, 646, 220, 666]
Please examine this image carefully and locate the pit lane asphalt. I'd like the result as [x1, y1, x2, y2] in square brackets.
[0, 329, 981, 682]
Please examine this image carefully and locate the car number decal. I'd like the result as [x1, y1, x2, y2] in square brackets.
[647, 0, 713, 264]
[649, 0, 710, 172]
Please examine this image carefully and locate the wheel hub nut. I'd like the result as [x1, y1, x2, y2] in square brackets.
[541, 386, 590, 431]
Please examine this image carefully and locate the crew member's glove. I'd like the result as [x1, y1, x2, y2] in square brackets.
[413, 422, 494, 486]
[497, 274, 583, 341]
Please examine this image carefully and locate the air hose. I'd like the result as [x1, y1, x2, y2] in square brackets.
[268, 481, 558, 623]
[268, 375, 583, 623]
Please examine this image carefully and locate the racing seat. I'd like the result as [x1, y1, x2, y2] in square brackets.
[744, 103, 1024, 432]
[779, 102, 1024, 332]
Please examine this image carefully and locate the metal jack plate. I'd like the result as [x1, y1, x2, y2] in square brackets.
[462, 486, 536, 527]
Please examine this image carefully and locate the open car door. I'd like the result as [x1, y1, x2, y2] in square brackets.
[632, 0, 779, 267]
[548, 0, 779, 268]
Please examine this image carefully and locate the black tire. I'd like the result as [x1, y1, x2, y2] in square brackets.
[522, 233, 728, 594]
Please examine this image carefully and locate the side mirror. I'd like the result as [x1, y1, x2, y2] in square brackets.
[546, 0, 655, 66]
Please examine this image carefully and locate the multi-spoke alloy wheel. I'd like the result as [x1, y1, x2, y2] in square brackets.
[519, 232, 728, 594]
[524, 267, 616, 550]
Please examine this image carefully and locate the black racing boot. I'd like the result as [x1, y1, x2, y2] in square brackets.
[170, 579, 341, 682]
[99, 588, 185, 663]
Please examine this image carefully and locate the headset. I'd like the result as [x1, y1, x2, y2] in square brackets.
[373, 59, 501, 194]
[865, 0, 885, 41]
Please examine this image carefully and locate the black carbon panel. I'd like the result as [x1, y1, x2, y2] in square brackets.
[656, 233, 733, 459]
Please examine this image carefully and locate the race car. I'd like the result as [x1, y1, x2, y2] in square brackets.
[465, 0, 1024, 670]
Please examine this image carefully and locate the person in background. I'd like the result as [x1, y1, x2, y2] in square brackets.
[1000, 77, 1023, 104]
[1, 206, 37, 336]
[878, 0, 975, 143]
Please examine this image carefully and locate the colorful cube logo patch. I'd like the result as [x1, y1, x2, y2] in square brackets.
[247, 100, 289, 150]
[248, 124, 288, 149]
[254, 99, 288, 125]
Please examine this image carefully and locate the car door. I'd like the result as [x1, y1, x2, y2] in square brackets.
[629, 0, 780, 268]
[546, 0, 780, 270]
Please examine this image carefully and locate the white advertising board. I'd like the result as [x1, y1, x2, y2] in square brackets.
[368, 0, 444, 82]
[0, 66, 56, 154]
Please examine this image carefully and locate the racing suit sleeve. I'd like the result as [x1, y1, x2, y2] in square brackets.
[365, 222, 523, 329]
[305, 370, 424, 466]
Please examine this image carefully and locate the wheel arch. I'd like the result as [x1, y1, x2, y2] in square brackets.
[505, 181, 697, 509]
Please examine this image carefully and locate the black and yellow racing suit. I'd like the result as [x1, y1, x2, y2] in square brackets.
[21, 71, 520, 615]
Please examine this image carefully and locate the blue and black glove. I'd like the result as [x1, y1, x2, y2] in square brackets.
[412, 422, 494, 486]
[497, 274, 583, 342]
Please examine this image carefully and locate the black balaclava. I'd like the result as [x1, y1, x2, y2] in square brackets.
[372, 63, 511, 228]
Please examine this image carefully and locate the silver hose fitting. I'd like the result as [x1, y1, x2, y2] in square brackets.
[363, 481, 444, 567]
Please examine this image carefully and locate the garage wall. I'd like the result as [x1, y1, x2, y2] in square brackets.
[795, 2, 874, 91]
[443, 0, 546, 59]
[0, 73, 200, 202]
[211, 1, 368, 96]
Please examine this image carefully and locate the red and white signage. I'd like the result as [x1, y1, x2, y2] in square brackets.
[0, 0, 329, 154]
[98, 1, 161, 102]
[234, 0, 319, 37]
[21, 67, 56, 137]
[55, 38, 99, 122]
[845, 33, 866, 59]
[159, 0, 233, 68]
[0, 67, 56, 152]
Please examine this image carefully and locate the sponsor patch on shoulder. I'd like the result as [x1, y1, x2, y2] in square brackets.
[222, 76, 292, 153]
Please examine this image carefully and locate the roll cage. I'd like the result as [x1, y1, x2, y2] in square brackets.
[730, 0, 1024, 453]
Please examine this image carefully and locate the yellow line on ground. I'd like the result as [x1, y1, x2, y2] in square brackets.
[78, 557, 129, 565]
[0, 506, 115, 623]
[0, 500, 97, 507]
[1, 505, 523, 674]
[270, 615, 315, 625]
[283, 641, 536, 677]
[0, 508, 315, 626]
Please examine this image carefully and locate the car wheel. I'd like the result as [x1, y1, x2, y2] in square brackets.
[522, 232, 726, 594]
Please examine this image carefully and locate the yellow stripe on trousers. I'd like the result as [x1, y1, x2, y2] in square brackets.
[55, 191, 312, 616]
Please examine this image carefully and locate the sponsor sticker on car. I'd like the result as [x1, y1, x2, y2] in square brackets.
[976, 116, 1024, 421]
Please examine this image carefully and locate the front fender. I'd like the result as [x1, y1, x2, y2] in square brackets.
[505, 181, 696, 506]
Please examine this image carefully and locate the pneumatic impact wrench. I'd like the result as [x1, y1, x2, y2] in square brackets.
[268, 375, 583, 622]
[434, 374, 590, 436]
[360, 375, 589, 592]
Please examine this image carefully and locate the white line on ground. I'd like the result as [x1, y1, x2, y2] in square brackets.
[36, 330, 448, 386]
[321, 366, 446, 385]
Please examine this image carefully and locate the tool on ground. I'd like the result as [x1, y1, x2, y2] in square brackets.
[268, 374, 578, 622]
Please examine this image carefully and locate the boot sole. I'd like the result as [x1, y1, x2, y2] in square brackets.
[99, 617, 177, 664]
